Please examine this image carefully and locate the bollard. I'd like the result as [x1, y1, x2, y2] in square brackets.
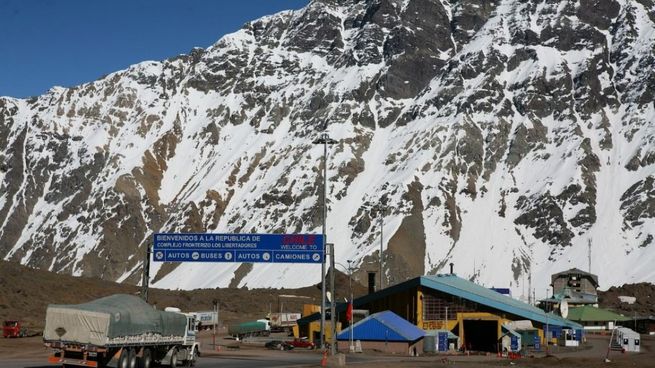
[320, 350, 328, 367]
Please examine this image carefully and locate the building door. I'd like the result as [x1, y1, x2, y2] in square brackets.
[463, 320, 498, 352]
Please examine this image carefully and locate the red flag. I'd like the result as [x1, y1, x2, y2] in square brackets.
[346, 302, 353, 322]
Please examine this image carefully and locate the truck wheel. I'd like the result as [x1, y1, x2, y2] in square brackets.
[128, 348, 138, 368]
[140, 348, 152, 368]
[189, 347, 198, 367]
[169, 348, 178, 367]
[118, 349, 129, 368]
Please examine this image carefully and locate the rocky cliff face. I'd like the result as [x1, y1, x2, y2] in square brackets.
[1, 0, 654, 294]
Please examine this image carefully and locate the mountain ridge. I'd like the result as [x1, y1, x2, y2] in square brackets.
[1, 0, 654, 297]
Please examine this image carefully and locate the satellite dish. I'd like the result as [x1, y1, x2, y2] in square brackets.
[560, 300, 569, 318]
[326, 291, 332, 303]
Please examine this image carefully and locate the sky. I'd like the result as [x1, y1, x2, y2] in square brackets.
[0, 0, 309, 98]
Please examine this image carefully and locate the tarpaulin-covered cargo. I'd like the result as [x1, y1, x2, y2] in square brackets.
[228, 321, 269, 336]
[43, 294, 187, 347]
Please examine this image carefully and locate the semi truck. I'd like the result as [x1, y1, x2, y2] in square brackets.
[43, 294, 200, 368]
[227, 319, 270, 339]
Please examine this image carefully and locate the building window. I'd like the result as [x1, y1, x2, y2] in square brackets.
[422, 292, 469, 321]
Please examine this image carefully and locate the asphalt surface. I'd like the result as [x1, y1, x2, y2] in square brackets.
[2, 333, 653, 368]
[2, 354, 318, 368]
[0, 350, 378, 368]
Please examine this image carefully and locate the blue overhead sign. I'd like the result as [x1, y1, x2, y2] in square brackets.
[152, 233, 324, 264]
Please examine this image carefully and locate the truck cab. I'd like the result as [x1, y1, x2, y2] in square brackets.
[184, 314, 198, 346]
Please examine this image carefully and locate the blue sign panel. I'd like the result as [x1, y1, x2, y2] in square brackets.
[437, 332, 448, 351]
[153, 233, 324, 264]
[510, 336, 519, 351]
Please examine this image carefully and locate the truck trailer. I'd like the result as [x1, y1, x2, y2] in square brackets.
[227, 320, 270, 339]
[43, 294, 199, 368]
[191, 311, 218, 330]
[268, 313, 301, 332]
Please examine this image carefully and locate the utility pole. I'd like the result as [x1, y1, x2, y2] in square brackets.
[545, 313, 550, 355]
[374, 202, 387, 290]
[588, 238, 592, 273]
[329, 243, 336, 355]
[212, 299, 218, 350]
[528, 266, 533, 305]
[347, 260, 354, 353]
[313, 130, 336, 350]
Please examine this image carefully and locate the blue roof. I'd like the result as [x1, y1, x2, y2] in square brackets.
[418, 275, 582, 329]
[299, 274, 582, 330]
[337, 311, 425, 342]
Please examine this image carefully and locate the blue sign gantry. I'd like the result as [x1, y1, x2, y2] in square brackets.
[152, 233, 324, 264]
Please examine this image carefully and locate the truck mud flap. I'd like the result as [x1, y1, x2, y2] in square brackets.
[48, 355, 98, 367]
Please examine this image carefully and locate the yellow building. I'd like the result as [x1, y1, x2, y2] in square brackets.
[296, 304, 342, 344]
[298, 274, 581, 352]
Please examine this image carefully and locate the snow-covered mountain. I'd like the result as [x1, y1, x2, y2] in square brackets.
[1, 0, 654, 296]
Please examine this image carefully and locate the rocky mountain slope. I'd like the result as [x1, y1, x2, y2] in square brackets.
[1, 0, 654, 295]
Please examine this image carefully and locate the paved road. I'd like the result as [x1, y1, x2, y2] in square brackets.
[1, 350, 379, 368]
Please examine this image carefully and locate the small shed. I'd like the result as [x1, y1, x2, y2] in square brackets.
[504, 320, 539, 349]
[336, 311, 425, 355]
[499, 325, 522, 353]
[424, 330, 459, 352]
[615, 327, 640, 352]
[558, 328, 580, 347]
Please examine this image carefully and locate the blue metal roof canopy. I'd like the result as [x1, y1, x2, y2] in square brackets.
[299, 274, 582, 329]
[418, 275, 581, 329]
[337, 311, 425, 342]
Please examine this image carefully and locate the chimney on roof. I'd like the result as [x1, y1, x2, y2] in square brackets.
[449, 262, 454, 275]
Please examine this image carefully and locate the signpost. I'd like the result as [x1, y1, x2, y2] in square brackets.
[152, 233, 324, 264]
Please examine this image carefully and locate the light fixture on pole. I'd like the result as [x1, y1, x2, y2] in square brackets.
[313, 130, 337, 351]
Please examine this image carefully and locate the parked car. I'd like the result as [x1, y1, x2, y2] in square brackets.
[265, 340, 294, 351]
[289, 337, 315, 349]
[3, 321, 26, 338]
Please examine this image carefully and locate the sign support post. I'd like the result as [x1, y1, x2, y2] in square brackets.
[141, 242, 151, 303]
[329, 243, 336, 355]
[314, 130, 336, 350]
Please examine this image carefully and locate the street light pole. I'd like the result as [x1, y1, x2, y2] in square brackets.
[347, 260, 354, 353]
[313, 131, 337, 351]
[329, 243, 336, 355]
[336, 260, 355, 353]
[374, 203, 387, 290]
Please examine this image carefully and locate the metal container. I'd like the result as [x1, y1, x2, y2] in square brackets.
[423, 334, 436, 353]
